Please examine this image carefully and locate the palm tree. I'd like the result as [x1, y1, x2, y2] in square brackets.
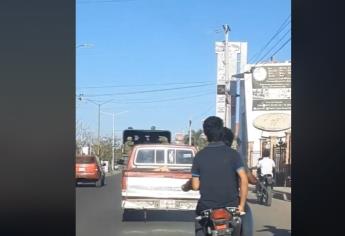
[184, 129, 208, 150]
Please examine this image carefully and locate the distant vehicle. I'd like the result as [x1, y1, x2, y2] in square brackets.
[118, 143, 200, 219]
[122, 129, 172, 145]
[121, 129, 172, 165]
[76, 155, 106, 187]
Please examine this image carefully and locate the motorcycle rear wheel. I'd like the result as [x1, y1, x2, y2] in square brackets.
[264, 186, 272, 206]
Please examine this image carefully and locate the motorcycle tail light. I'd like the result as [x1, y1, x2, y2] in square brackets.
[215, 224, 228, 230]
[211, 209, 231, 221]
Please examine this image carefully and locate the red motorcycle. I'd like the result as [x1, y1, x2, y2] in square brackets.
[196, 207, 244, 236]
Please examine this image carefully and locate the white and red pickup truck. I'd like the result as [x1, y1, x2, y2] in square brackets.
[120, 144, 200, 211]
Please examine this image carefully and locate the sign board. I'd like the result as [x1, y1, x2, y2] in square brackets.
[252, 65, 291, 111]
[253, 113, 291, 131]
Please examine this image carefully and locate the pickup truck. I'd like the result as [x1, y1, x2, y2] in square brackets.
[120, 144, 200, 211]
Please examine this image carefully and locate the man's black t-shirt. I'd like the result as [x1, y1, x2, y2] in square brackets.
[191, 141, 244, 214]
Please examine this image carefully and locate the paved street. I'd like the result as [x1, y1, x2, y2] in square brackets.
[76, 173, 291, 236]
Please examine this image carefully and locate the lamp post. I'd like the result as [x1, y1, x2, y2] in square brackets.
[78, 96, 114, 158]
[275, 137, 285, 185]
[76, 43, 94, 49]
[101, 110, 128, 171]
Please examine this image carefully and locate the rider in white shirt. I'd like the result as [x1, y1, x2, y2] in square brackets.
[257, 155, 276, 177]
[256, 149, 276, 193]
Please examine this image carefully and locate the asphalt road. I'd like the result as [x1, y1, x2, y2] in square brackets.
[76, 173, 291, 236]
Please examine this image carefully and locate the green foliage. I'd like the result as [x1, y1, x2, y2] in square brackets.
[184, 129, 208, 151]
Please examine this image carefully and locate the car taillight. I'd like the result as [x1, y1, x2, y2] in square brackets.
[211, 209, 231, 221]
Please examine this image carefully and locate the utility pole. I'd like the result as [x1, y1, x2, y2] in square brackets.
[100, 110, 128, 171]
[223, 24, 231, 128]
[111, 112, 115, 171]
[77, 95, 114, 159]
[189, 120, 192, 146]
[98, 104, 101, 157]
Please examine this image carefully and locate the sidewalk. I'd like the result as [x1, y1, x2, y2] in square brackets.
[249, 184, 291, 201]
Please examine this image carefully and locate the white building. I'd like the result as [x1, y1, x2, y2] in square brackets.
[215, 41, 248, 128]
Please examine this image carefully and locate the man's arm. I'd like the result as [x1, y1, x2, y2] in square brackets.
[191, 176, 200, 190]
[182, 155, 200, 191]
[237, 168, 248, 213]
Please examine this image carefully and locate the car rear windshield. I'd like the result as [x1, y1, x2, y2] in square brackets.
[76, 156, 96, 164]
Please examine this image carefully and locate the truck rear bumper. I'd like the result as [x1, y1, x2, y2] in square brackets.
[122, 198, 197, 211]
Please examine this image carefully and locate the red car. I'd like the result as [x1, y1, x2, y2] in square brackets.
[76, 155, 106, 187]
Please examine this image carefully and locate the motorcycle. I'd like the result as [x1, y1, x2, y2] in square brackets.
[196, 207, 244, 236]
[256, 174, 274, 206]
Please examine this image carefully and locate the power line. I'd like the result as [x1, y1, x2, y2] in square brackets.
[78, 91, 214, 105]
[113, 91, 214, 104]
[249, 14, 291, 64]
[94, 89, 214, 102]
[253, 28, 291, 66]
[77, 81, 214, 89]
[270, 38, 291, 58]
[81, 83, 215, 97]
[191, 104, 214, 121]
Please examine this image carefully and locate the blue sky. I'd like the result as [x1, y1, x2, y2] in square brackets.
[76, 0, 291, 138]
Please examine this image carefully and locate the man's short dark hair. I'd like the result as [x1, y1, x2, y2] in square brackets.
[262, 149, 270, 157]
[203, 116, 224, 142]
[223, 127, 234, 147]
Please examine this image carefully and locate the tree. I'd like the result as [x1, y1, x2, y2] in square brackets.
[76, 120, 94, 155]
[151, 126, 156, 130]
[184, 129, 208, 150]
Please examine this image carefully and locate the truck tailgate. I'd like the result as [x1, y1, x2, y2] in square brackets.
[122, 169, 200, 199]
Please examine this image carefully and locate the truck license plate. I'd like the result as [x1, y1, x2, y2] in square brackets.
[78, 167, 85, 171]
[160, 200, 175, 208]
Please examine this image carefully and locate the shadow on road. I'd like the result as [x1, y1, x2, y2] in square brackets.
[246, 198, 262, 205]
[257, 225, 291, 236]
[123, 209, 195, 222]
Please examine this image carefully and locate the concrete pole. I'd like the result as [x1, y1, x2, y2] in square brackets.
[189, 120, 192, 146]
[223, 24, 231, 128]
[98, 104, 101, 158]
[112, 112, 115, 171]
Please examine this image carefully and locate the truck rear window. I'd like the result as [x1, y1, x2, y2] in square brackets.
[168, 149, 193, 164]
[135, 149, 194, 165]
[76, 156, 96, 164]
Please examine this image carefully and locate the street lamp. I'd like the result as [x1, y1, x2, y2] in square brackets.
[78, 96, 114, 157]
[76, 43, 94, 49]
[275, 137, 285, 185]
[101, 110, 128, 171]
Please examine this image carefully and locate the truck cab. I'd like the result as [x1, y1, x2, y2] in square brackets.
[121, 144, 200, 211]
